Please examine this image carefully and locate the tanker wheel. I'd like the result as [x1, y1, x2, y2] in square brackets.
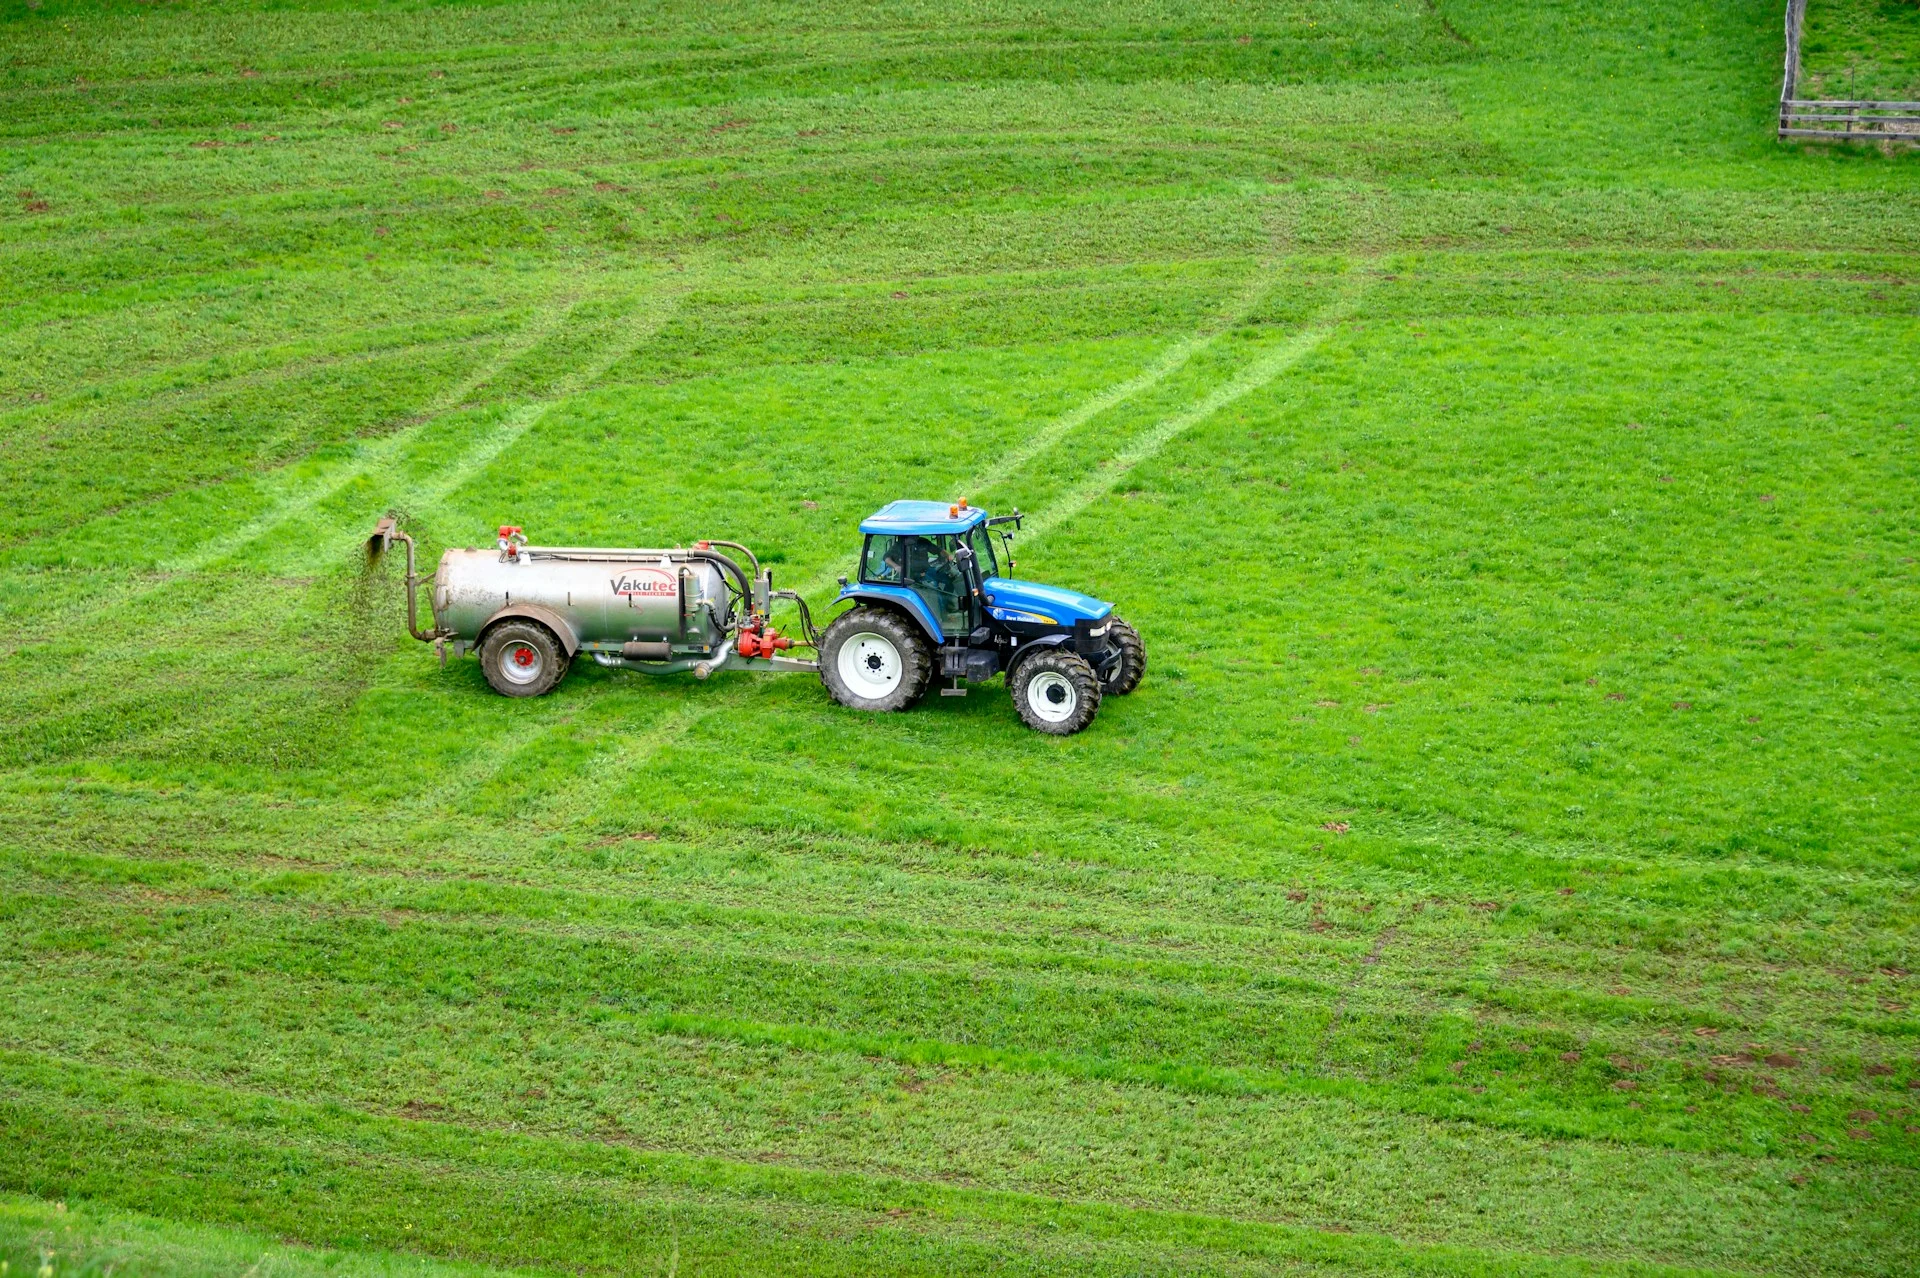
[1101, 616, 1146, 696]
[479, 620, 569, 697]
[1010, 648, 1101, 735]
[819, 606, 931, 712]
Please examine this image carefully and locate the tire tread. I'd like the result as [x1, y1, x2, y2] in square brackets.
[819, 606, 933, 712]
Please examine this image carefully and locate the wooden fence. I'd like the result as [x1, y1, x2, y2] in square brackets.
[1779, 0, 1920, 142]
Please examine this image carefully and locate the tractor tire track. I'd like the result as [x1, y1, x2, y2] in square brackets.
[534, 684, 759, 826]
[0, 291, 586, 653]
[348, 280, 691, 555]
[796, 259, 1280, 598]
[174, 274, 685, 579]
[1018, 264, 1374, 548]
[370, 284, 706, 811]
[423, 680, 755, 822]
[0, 328, 499, 448]
[164, 291, 584, 576]
[959, 261, 1282, 505]
[0, 282, 690, 770]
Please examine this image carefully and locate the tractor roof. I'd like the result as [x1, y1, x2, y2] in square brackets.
[859, 500, 988, 536]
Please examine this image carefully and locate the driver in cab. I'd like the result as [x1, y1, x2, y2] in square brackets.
[874, 535, 966, 600]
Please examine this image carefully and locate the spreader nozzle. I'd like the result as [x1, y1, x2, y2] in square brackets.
[367, 515, 399, 558]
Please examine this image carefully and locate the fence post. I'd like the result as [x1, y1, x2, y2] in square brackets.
[1780, 0, 1806, 135]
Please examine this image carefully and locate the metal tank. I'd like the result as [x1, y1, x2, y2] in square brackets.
[367, 518, 819, 695]
[434, 543, 735, 660]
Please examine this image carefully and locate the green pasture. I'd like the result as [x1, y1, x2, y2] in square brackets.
[1801, 0, 1920, 100]
[1, 0, 1917, 1274]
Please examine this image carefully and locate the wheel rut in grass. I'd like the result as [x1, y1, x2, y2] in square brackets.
[1018, 263, 1375, 548]
[272, 279, 692, 573]
[793, 258, 1285, 597]
[0, 286, 693, 769]
[161, 291, 586, 577]
[425, 679, 757, 821]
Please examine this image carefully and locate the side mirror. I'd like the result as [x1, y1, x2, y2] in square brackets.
[954, 545, 978, 592]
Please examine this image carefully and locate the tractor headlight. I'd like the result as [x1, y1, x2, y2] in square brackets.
[1089, 623, 1110, 638]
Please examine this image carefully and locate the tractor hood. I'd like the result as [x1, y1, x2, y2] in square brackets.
[982, 577, 1112, 626]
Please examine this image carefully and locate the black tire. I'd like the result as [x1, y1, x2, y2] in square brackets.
[1009, 648, 1101, 735]
[819, 606, 933, 712]
[1101, 616, 1146, 696]
[479, 619, 568, 697]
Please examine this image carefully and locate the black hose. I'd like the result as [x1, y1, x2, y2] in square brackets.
[770, 589, 819, 647]
[688, 549, 752, 621]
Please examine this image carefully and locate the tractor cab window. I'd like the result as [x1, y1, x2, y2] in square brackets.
[863, 533, 971, 631]
[966, 526, 999, 579]
[862, 534, 909, 584]
[863, 534, 964, 593]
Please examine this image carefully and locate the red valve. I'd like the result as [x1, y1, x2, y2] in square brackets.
[736, 626, 794, 659]
[498, 525, 523, 538]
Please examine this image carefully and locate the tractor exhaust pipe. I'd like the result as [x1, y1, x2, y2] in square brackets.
[366, 515, 438, 644]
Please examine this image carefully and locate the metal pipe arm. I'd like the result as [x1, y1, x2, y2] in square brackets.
[368, 516, 440, 643]
[701, 539, 762, 581]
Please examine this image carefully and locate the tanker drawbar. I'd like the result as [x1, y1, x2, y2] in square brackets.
[368, 518, 819, 697]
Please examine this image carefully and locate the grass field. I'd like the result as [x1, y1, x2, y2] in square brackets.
[2, 0, 1918, 1274]
[1801, 0, 1920, 101]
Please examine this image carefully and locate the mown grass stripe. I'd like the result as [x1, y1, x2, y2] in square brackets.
[7, 880, 1906, 1166]
[0, 1053, 1748, 1278]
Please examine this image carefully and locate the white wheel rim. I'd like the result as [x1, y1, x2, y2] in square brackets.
[1027, 670, 1077, 723]
[499, 640, 545, 686]
[838, 631, 903, 698]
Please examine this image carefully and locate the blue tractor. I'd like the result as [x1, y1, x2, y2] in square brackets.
[820, 500, 1144, 734]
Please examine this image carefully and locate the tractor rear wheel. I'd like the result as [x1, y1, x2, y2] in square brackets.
[479, 619, 569, 697]
[820, 606, 932, 712]
[1101, 616, 1146, 696]
[1010, 648, 1101, 735]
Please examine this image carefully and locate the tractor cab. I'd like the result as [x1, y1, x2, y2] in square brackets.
[853, 500, 995, 638]
[825, 500, 1144, 734]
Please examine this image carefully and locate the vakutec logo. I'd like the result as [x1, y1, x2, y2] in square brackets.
[611, 571, 674, 597]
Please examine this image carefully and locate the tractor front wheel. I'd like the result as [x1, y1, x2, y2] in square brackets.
[1010, 649, 1101, 735]
[820, 606, 932, 712]
[1101, 616, 1145, 696]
